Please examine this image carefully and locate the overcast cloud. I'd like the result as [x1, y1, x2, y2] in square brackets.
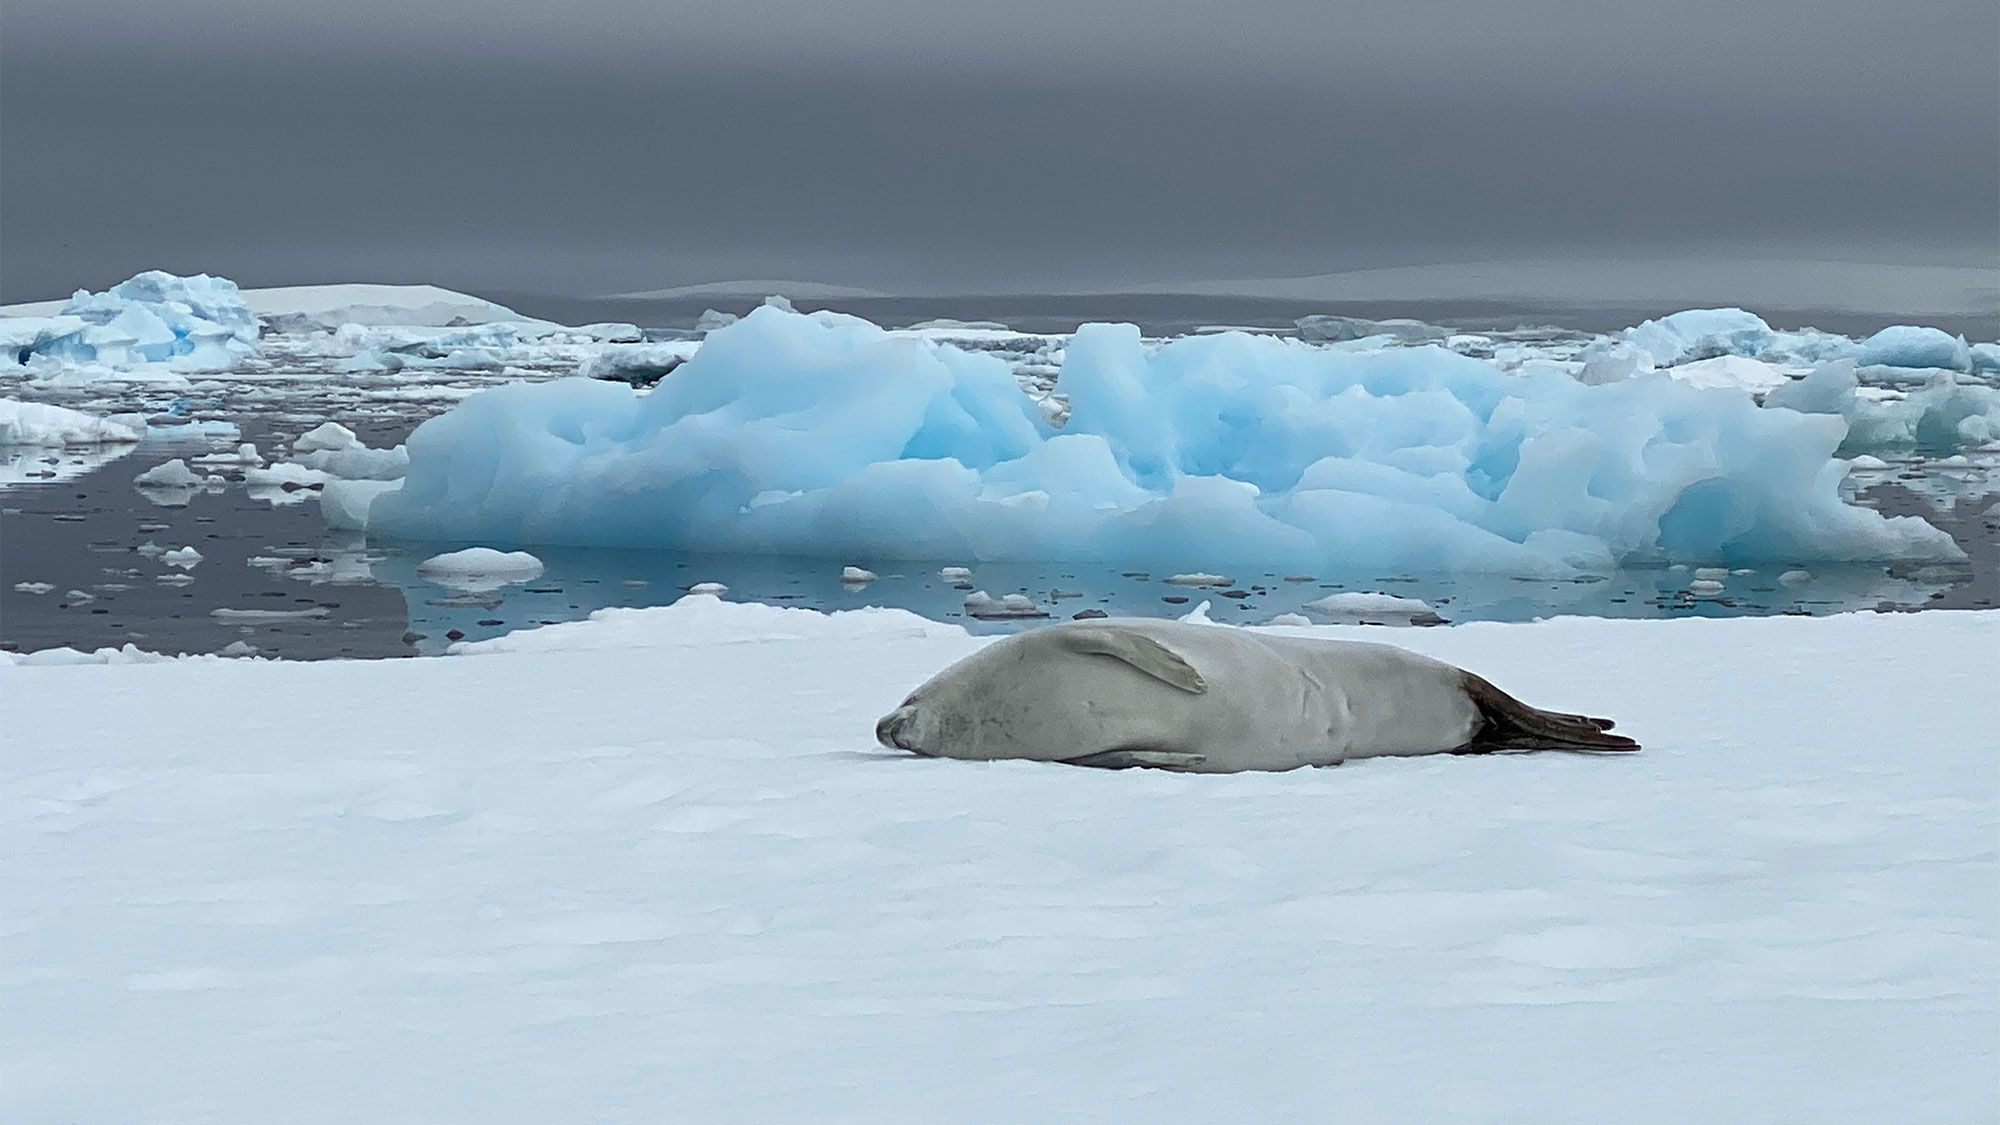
[2, 0, 1993, 301]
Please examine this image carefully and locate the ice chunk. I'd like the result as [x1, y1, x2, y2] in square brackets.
[1855, 326, 1972, 372]
[694, 309, 739, 332]
[293, 422, 361, 453]
[938, 566, 973, 581]
[7, 271, 260, 375]
[161, 546, 203, 569]
[417, 547, 546, 591]
[244, 463, 333, 488]
[0, 399, 143, 445]
[840, 566, 879, 584]
[295, 444, 409, 481]
[1779, 569, 1814, 586]
[1970, 343, 2000, 375]
[1164, 573, 1234, 586]
[1663, 355, 1792, 394]
[1302, 591, 1445, 624]
[133, 459, 203, 487]
[1575, 341, 1650, 386]
[688, 581, 729, 596]
[343, 306, 1962, 571]
[1623, 308, 1776, 367]
[13, 581, 54, 594]
[964, 591, 1046, 618]
[579, 343, 698, 387]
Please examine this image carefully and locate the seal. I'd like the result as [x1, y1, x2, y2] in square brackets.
[875, 618, 1637, 772]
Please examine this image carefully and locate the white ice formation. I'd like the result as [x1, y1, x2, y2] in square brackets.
[330, 304, 1973, 573]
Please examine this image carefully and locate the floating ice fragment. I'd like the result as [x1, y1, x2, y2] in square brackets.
[1266, 612, 1314, 626]
[0, 398, 144, 445]
[217, 640, 260, 657]
[688, 582, 729, 596]
[1302, 591, 1445, 624]
[1779, 570, 1814, 586]
[13, 581, 54, 594]
[1689, 579, 1726, 594]
[417, 547, 545, 591]
[1855, 326, 1971, 372]
[211, 606, 331, 620]
[133, 459, 203, 488]
[938, 566, 973, 581]
[840, 566, 878, 584]
[1165, 573, 1234, 587]
[963, 591, 1046, 619]
[161, 547, 203, 569]
[292, 422, 361, 453]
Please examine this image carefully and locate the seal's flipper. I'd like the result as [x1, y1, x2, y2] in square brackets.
[1064, 749, 1208, 770]
[1458, 672, 1640, 753]
[1060, 629, 1208, 694]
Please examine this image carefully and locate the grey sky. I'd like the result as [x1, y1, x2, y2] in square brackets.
[3, 0, 1994, 302]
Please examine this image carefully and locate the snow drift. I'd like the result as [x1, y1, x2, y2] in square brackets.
[338, 305, 1960, 572]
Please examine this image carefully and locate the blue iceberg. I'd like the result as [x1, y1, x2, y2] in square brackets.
[334, 305, 1962, 573]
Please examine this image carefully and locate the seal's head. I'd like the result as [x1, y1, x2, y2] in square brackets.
[874, 695, 938, 755]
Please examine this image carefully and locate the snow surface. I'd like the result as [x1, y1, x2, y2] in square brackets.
[347, 304, 1961, 572]
[3, 598, 1994, 1121]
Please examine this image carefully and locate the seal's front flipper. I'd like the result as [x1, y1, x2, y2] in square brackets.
[1058, 629, 1207, 694]
[1063, 749, 1208, 771]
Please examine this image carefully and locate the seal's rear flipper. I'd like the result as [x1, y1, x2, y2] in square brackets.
[1059, 629, 1208, 694]
[1064, 749, 1208, 770]
[1459, 672, 1640, 753]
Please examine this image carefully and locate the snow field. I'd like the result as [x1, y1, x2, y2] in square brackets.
[3, 599, 1994, 1121]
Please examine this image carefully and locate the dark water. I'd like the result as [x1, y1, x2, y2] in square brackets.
[5, 432, 1995, 659]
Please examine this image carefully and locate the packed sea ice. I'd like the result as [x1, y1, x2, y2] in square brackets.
[341, 304, 1969, 573]
[4, 597, 1993, 1121]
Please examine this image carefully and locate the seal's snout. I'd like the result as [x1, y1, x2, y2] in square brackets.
[876, 704, 923, 753]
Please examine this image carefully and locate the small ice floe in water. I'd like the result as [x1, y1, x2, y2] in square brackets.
[688, 581, 728, 596]
[1302, 591, 1446, 625]
[156, 573, 194, 586]
[1848, 454, 1891, 470]
[245, 463, 332, 489]
[416, 547, 545, 592]
[1780, 569, 1814, 586]
[293, 422, 360, 453]
[938, 566, 972, 582]
[1689, 579, 1726, 595]
[1267, 612, 1313, 626]
[133, 459, 202, 488]
[840, 566, 878, 584]
[136, 541, 166, 557]
[161, 546, 203, 569]
[65, 589, 96, 604]
[217, 640, 260, 657]
[1165, 572, 1233, 587]
[963, 591, 1046, 619]
[1694, 567, 1730, 581]
[191, 443, 262, 467]
[211, 606, 331, 621]
[0, 398, 144, 445]
[13, 581, 54, 594]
